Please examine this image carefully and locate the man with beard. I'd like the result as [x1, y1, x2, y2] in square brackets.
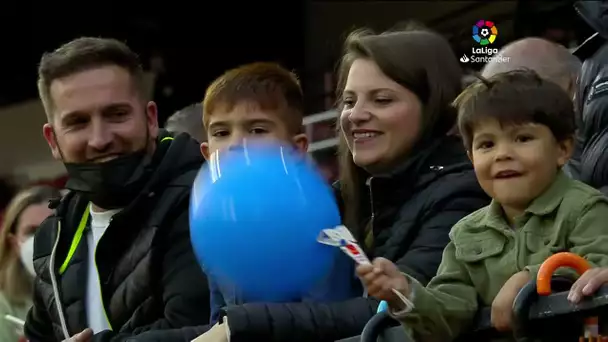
[24, 37, 209, 342]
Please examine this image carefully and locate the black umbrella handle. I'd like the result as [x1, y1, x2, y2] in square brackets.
[359, 311, 414, 342]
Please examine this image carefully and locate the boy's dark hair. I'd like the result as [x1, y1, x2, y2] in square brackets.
[38, 37, 145, 122]
[455, 70, 576, 150]
[202, 62, 304, 135]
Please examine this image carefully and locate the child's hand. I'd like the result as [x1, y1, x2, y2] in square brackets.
[568, 267, 608, 303]
[491, 270, 530, 332]
[356, 257, 410, 310]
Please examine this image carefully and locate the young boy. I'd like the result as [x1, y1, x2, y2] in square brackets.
[200, 62, 359, 324]
[357, 70, 608, 341]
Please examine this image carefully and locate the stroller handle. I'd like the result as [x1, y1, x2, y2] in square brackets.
[537, 252, 591, 296]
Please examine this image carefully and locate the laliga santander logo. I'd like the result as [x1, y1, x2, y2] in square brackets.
[461, 19, 508, 64]
[472, 20, 498, 46]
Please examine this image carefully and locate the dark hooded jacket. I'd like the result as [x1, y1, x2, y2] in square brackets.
[567, 0, 608, 194]
[24, 131, 210, 342]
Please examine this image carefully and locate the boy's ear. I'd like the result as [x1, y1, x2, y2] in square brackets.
[557, 136, 574, 167]
[292, 133, 309, 154]
[200, 142, 211, 161]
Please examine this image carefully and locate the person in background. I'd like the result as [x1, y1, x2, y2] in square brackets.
[481, 37, 581, 98]
[24, 37, 209, 342]
[566, 0, 608, 194]
[165, 103, 207, 143]
[358, 70, 608, 340]
[0, 179, 17, 228]
[0, 186, 61, 342]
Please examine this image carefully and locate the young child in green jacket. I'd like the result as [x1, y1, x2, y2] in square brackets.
[357, 70, 608, 341]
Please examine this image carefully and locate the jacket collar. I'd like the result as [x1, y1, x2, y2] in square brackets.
[482, 171, 571, 229]
[366, 136, 472, 205]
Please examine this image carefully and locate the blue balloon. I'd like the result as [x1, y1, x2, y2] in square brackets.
[190, 140, 341, 302]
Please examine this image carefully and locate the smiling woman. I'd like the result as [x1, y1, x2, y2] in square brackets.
[335, 28, 486, 247]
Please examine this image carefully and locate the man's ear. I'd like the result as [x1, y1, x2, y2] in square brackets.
[43, 123, 62, 160]
[145, 101, 160, 140]
[292, 134, 309, 154]
[200, 142, 211, 161]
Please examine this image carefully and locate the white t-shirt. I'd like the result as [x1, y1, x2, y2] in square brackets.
[86, 206, 121, 333]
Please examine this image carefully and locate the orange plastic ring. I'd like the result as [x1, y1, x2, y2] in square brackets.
[536, 252, 591, 296]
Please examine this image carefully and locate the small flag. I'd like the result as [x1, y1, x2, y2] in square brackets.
[317, 225, 370, 265]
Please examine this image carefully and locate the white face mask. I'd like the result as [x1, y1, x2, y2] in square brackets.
[19, 236, 35, 277]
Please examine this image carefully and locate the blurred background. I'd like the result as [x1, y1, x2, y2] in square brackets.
[0, 0, 595, 197]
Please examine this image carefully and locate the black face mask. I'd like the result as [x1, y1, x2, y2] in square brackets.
[64, 150, 153, 209]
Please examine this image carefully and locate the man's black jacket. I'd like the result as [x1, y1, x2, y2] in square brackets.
[567, 1, 608, 195]
[24, 131, 210, 342]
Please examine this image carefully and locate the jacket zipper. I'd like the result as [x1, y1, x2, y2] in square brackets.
[49, 220, 71, 339]
[362, 177, 375, 298]
[366, 177, 375, 236]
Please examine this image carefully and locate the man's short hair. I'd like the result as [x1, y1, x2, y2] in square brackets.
[38, 37, 145, 122]
[481, 37, 581, 89]
[165, 103, 206, 142]
[202, 62, 304, 135]
[455, 70, 576, 150]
